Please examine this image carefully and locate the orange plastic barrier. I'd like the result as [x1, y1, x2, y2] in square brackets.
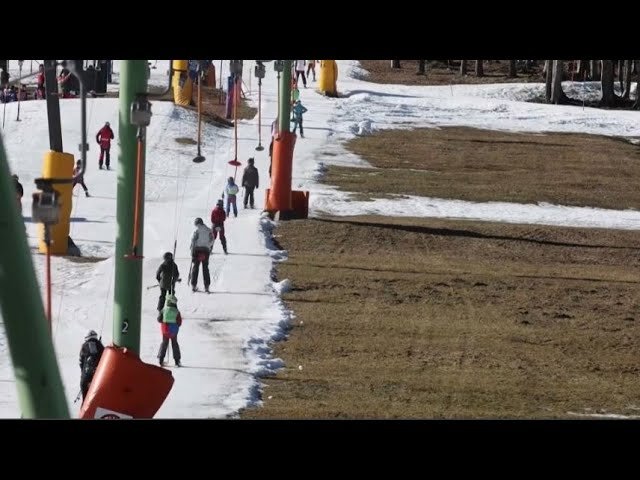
[265, 131, 296, 212]
[79, 346, 174, 419]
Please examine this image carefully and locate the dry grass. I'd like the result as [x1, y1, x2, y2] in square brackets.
[358, 60, 544, 86]
[335, 127, 640, 210]
[240, 216, 640, 419]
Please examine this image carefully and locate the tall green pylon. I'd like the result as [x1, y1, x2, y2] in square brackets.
[0, 134, 69, 419]
[278, 61, 293, 134]
[113, 60, 149, 354]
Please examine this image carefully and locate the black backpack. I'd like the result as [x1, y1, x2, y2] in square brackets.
[83, 340, 103, 376]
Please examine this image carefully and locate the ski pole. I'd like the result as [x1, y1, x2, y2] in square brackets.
[146, 283, 159, 290]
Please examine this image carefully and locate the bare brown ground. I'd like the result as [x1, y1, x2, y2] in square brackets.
[240, 215, 640, 419]
[336, 127, 640, 210]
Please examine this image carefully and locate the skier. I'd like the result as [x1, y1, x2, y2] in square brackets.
[72, 160, 90, 197]
[306, 60, 316, 82]
[225, 176, 239, 218]
[35, 64, 45, 99]
[292, 100, 308, 138]
[12, 174, 23, 214]
[294, 60, 307, 88]
[96, 121, 115, 170]
[241, 157, 259, 209]
[157, 293, 182, 367]
[210, 199, 228, 255]
[190, 217, 213, 292]
[156, 252, 180, 311]
[78, 330, 105, 402]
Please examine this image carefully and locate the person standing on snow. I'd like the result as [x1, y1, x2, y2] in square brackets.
[306, 60, 316, 82]
[156, 252, 181, 311]
[157, 293, 182, 367]
[72, 160, 90, 197]
[224, 176, 239, 218]
[291, 100, 308, 138]
[79, 330, 105, 403]
[210, 199, 228, 255]
[294, 60, 307, 88]
[241, 158, 259, 209]
[189, 217, 213, 293]
[96, 121, 115, 170]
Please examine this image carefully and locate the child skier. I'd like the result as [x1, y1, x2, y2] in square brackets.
[156, 252, 180, 311]
[210, 199, 228, 255]
[157, 293, 182, 367]
[72, 160, 90, 197]
[79, 330, 105, 402]
[225, 176, 239, 218]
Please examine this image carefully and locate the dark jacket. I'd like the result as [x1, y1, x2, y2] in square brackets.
[156, 259, 180, 290]
[14, 178, 23, 197]
[242, 165, 259, 189]
[79, 338, 104, 378]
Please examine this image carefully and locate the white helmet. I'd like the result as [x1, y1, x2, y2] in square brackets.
[85, 330, 98, 341]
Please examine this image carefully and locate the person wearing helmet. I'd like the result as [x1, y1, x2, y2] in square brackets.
[224, 176, 239, 218]
[210, 199, 228, 255]
[78, 330, 105, 403]
[241, 157, 259, 209]
[96, 121, 115, 170]
[157, 293, 182, 367]
[72, 160, 90, 197]
[155, 251, 181, 311]
[189, 217, 214, 292]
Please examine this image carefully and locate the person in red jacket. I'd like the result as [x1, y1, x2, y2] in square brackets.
[96, 121, 115, 170]
[210, 199, 228, 254]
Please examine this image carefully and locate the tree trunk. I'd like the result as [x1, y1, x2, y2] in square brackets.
[590, 60, 600, 80]
[508, 60, 517, 77]
[417, 60, 426, 75]
[617, 60, 624, 92]
[460, 60, 467, 76]
[550, 60, 568, 104]
[545, 60, 552, 103]
[475, 60, 483, 77]
[391, 60, 401, 69]
[600, 60, 617, 107]
[577, 60, 588, 81]
[623, 60, 632, 100]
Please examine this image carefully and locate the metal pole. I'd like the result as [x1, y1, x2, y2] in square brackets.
[278, 61, 292, 135]
[0, 133, 69, 418]
[44, 59, 63, 152]
[113, 60, 148, 354]
[16, 61, 23, 121]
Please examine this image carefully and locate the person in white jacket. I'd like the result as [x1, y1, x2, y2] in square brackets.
[294, 60, 307, 88]
[189, 217, 214, 292]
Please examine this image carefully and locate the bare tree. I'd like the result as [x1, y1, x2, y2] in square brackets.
[550, 60, 568, 104]
[475, 60, 484, 77]
[600, 60, 618, 107]
[544, 60, 552, 103]
[460, 60, 467, 76]
[623, 60, 632, 100]
[590, 60, 600, 80]
[417, 60, 426, 75]
[391, 60, 401, 69]
[508, 60, 517, 77]
[617, 60, 624, 91]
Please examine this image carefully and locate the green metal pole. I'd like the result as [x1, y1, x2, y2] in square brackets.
[278, 61, 292, 134]
[113, 60, 148, 354]
[0, 134, 69, 419]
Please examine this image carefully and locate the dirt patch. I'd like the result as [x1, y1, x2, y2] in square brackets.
[334, 127, 640, 210]
[240, 216, 640, 419]
[358, 60, 544, 86]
